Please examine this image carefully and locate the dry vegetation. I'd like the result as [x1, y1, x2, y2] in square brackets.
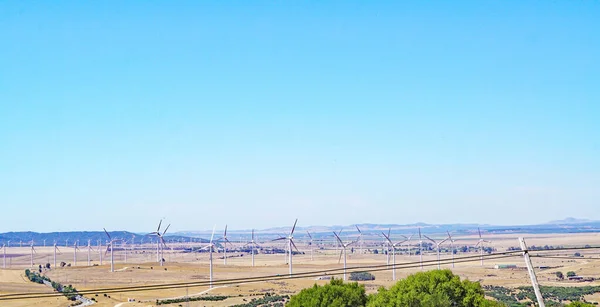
[1, 232, 599, 306]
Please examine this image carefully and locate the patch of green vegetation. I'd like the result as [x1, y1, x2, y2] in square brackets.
[156, 295, 229, 305]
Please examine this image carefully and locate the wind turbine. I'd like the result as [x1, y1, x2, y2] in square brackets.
[53, 241, 61, 269]
[306, 231, 314, 261]
[418, 228, 424, 270]
[73, 241, 81, 266]
[381, 230, 407, 280]
[244, 229, 260, 267]
[219, 225, 232, 265]
[475, 228, 491, 266]
[98, 239, 103, 265]
[29, 240, 36, 267]
[149, 220, 170, 266]
[201, 225, 218, 288]
[87, 239, 94, 266]
[447, 231, 457, 268]
[355, 225, 363, 254]
[333, 230, 358, 281]
[65, 239, 69, 247]
[104, 228, 122, 272]
[2, 243, 6, 269]
[273, 219, 299, 277]
[424, 234, 448, 269]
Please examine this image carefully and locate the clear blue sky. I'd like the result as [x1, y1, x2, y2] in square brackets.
[1, 1, 598, 232]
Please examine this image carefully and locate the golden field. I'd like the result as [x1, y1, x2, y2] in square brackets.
[1, 232, 599, 307]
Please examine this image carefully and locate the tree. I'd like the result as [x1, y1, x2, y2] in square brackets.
[287, 278, 367, 307]
[567, 271, 577, 278]
[367, 270, 504, 307]
[555, 272, 564, 280]
[565, 302, 595, 307]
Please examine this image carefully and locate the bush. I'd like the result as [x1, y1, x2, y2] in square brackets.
[287, 278, 367, 307]
[567, 271, 577, 278]
[367, 270, 504, 307]
[350, 272, 376, 281]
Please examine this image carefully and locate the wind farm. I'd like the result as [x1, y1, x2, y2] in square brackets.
[1, 220, 600, 307]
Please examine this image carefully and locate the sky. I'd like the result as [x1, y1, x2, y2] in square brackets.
[1, 1, 599, 233]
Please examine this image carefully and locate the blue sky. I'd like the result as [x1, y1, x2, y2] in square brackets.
[1, 1, 598, 232]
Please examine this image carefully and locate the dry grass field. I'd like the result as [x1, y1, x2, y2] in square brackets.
[1, 232, 599, 306]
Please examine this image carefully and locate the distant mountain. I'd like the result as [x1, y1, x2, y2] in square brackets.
[546, 217, 597, 225]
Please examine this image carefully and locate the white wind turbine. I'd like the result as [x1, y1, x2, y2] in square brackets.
[29, 240, 36, 267]
[201, 225, 218, 288]
[104, 228, 122, 272]
[355, 225, 363, 254]
[73, 241, 81, 266]
[98, 239, 103, 265]
[149, 220, 170, 266]
[2, 243, 6, 269]
[446, 231, 457, 268]
[381, 230, 407, 280]
[475, 228, 491, 266]
[243, 229, 260, 267]
[418, 228, 424, 270]
[424, 234, 448, 269]
[306, 231, 314, 261]
[53, 241, 62, 269]
[87, 239, 94, 266]
[333, 230, 358, 281]
[219, 225, 232, 265]
[273, 219, 299, 277]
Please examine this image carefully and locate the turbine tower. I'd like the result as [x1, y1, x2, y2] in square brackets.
[273, 219, 299, 277]
[424, 234, 448, 269]
[333, 230, 358, 281]
[382, 230, 407, 280]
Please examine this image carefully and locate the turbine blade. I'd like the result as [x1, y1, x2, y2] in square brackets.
[157, 219, 162, 232]
[440, 238, 449, 244]
[333, 231, 344, 245]
[104, 228, 112, 240]
[252, 229, 255, 240]
[224, 225, 228, 237]
[478, 227, 482, 239]
[338, 249, 343, 264]
[381, 231, 393, 245]
[355, 225, 362, 235]
[210, 225, 216, 243]
[162, 224, 171, 236]
[290, 239, 299, 252]
[290, 218, 298, 235]
[423, 234, 436, 244]
[306, 231, 312, 239]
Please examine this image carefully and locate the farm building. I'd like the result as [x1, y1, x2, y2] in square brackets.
[494, 264, 518, 269]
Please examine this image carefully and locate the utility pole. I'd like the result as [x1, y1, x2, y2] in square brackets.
[519, 237, 545, 307]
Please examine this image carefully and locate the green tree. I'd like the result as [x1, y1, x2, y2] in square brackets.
[567, 271, 577, 277]
[287, 278, 367, 307]
[367, 270, 505, 307]
[555, 272, 564, 280]
[565, 302, 595, 307]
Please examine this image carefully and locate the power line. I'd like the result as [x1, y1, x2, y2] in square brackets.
[0, 251, 522, 301]
[3, 245, 600, 301]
